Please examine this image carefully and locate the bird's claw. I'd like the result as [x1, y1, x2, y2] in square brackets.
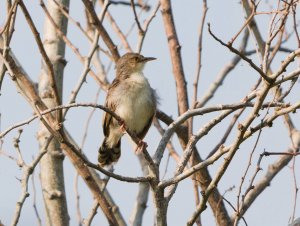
[118, 120, 126, 133]
[135, 140, 148, 153]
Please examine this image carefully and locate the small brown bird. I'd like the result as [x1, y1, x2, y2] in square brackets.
[98, 53, 157, 166]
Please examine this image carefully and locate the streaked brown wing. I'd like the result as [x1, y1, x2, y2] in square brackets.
[102, 79, 120, 136]
[102, 110, 113, 136]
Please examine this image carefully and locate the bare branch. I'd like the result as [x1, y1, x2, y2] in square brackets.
[197, 29, 249, 108]
[129, 153, 150, 226]
[19, 1, 61, 110]
[130, 0, 144, 35]
[136, 2, 160, 53]
[97, 0, 132, 52]
[11, 136, 53, 226]
[160, 0, 189, 116]
[234, 130, 300, 218]
[40, 0, 109, 89]
[192, 0, 208, 108]
[82, 0, 120, 62]
[83, 201, 99, 226]
[208, 23, 273, 84]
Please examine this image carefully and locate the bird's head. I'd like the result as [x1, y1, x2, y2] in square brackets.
[116, 53, 156, 76]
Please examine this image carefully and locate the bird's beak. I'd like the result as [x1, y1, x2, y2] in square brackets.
[142, 57, 157, 62]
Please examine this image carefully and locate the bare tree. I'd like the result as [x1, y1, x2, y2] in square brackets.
[0, 0, 300, 226]
[38, 1, 70, 225]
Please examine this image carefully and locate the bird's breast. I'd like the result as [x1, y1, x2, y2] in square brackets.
[115, 73, 155, 133]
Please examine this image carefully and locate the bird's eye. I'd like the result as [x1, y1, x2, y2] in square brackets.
[129, 58, 136, 66]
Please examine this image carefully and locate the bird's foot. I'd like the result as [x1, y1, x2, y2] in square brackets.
[135, 140, 148, 153]
[118, 120, 126, 133]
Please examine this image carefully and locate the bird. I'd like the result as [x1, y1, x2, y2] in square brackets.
[98, 52, 158, 167]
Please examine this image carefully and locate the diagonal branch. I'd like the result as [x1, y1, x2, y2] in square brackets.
[82, 0, 120, 62]
[18, 1, 61, 110]
[130, 0, 144, 35]
[0, 45, 121, 226]
[208, 23, 273, 84]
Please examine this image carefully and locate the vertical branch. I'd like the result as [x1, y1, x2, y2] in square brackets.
[156, 11, 230, 225]
[192, 180, 201, 226]
[74, 173, 83, 226]
[0, 1, 18, 92]
[190, 2, 207, 217]
[160, 2, 233, 224]
[292, 3, 300, 48]
[290, 155, 298, 222]
[11, 135, 53, 226]
[37, 1, 70, 225]
[129, 153, 150, 226]
[160, 0, 189, 117]
[238, 4, 300, 222]
[32, 172, 42, 226]
[192, 0, 208, 109]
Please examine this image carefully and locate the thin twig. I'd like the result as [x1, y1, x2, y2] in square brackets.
[31, 171, 42, 226]
[197, 29, 249, 108]
[97, 0, 132, 52]
[234, 121, 263, 226]
[192, 0, 208, 108]
[136, 2, 160, 53]
[208, 23, 273, 84]
[0, 0, 19, 36]
[292, 3, 300, 47]
[52, 0, 93, 42]
[153, 117, 181, 163]
[11, 136, 53, 226]
[290, 153, 298, 222]
[110, 0, 150, 10]
[19, 1, 61, 109]
[64, 31, 101, 116]
[40, 0, 109, 89]
[228, 0, 256, 45]
[130, 0, 144, 35]
[82, 0, 120, 62]
[129, 152, 151, 225]
[0, 0, 19, 92]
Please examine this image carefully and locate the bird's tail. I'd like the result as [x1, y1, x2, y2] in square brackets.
[98, 138, 121, 166]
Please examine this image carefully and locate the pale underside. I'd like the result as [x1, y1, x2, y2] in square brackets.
[105, 72, 156, 147]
